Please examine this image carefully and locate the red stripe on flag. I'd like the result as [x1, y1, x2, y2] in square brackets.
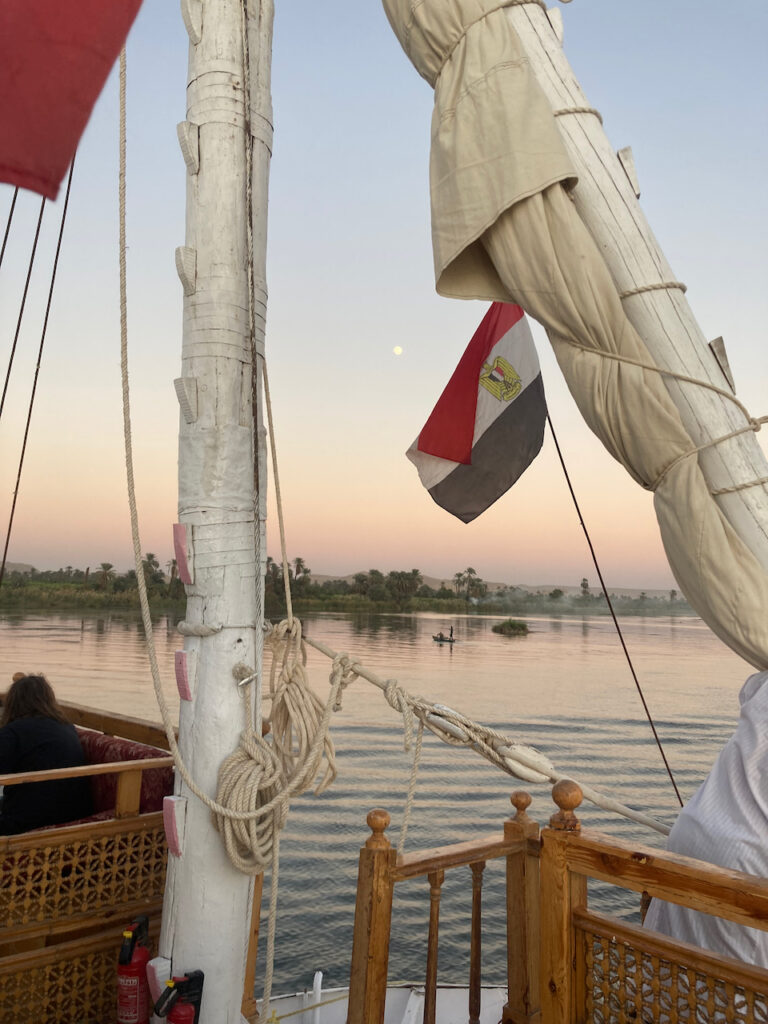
[0, 0, 144, 198]
[416, 302, 525, 465]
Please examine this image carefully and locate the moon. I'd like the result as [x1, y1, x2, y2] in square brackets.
[393, 346, 403, 356]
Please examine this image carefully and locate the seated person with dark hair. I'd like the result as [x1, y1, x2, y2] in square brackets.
[0, 674, 93, 834]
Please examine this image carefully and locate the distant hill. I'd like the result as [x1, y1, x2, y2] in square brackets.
[4, 562, 34, 574]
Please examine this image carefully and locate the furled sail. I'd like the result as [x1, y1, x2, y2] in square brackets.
[382, 0, 768, 669]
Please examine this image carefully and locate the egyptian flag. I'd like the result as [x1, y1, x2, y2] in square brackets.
[407, 302, 546, 523]
[0, 0, 144, 199]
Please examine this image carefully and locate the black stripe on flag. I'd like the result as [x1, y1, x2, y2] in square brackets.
[427, 373, 546, 523]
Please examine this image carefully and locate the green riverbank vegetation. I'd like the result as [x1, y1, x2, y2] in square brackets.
[264, 562, 693, 618]
[1, 558, 693, 619]
[0, 555, 185, 610]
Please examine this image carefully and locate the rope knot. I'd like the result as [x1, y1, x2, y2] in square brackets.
[330, 654, 360, 711]
[384, 678, 407, 713]
[384, 679, 421, 753]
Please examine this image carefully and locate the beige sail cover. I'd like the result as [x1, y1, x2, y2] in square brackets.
[382, 0, 576, 297]
[383, 0, 768, 668]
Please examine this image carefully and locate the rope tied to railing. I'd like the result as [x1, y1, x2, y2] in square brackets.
[302, 633, 671, 836]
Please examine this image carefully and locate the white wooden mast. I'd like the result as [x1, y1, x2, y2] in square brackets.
[160, 0, 273, 1019]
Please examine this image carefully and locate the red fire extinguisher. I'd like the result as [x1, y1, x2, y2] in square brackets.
[117, 915, 151, 1024]
[154, 969, 204, 1024]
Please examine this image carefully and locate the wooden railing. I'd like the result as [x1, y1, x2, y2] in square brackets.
[0, 755, 174, 819]
[539, 781, 768, 1024]
[0, 700, 266, 1021]
[348, 781, 768, 1024]
[57, 698, 174, 749]
[347, 792, 541, 1024]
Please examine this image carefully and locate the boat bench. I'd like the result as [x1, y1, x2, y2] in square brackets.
[0, 723, 175, 1023]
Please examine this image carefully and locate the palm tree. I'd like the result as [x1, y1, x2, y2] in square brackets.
[292, 557, 309, 580]
[97, 563, 115, 591]
[291, 557, 311, 596]
[142, 552, 161, 589]
[265, 556, 282, 590]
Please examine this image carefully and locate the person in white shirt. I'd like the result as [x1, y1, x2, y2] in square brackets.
[644, 670, 768, 967]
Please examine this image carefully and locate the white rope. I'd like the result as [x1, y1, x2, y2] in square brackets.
[559, 337, 767, 494]
[620, 279, 687, 298]
[553, 105, 603, 125]
[303, 635, 670, 836]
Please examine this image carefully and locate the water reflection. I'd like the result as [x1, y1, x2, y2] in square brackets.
[0, 607, 753, 991]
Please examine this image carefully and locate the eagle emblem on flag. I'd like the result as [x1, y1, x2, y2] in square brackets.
[479, 357, 522, 402]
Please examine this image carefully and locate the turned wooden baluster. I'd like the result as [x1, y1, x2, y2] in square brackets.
[347, 809, 396, 1024]
[540, 780, 586, 1024]
[423, 867, 445, 1024]
[503, 791, 541, 1024]
[240, 873, 263, 1021]
[468, 860, 486, 1024]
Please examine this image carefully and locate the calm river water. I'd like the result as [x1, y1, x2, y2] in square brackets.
[0, 608, 755, 992]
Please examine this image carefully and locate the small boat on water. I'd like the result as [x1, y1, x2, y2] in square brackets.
[432, 632, 455, 643]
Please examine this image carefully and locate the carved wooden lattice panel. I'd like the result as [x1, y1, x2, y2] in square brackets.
[0, 822, 167, 929]
[0, 919, 160, 1023]
[0, 944, 117, 1023]
[582, 928, 768, 1024]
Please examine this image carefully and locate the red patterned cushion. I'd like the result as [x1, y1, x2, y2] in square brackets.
[76, 729, 173, 813]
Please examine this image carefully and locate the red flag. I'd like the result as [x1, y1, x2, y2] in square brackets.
[0, 0, 144, 199]
[407, 302, 546, 523]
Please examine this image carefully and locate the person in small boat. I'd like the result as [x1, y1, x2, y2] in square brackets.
[0, 674, 93, 834]
[644, 669, 768, 968]
[436, 631, 445, 640]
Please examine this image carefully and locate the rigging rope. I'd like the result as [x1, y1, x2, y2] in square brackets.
[545, 413, 683, 807]
[559, 337, 768, 497]
[0, 163, 75, 591]
[0, 196, 46, 422]
[300, 633, 670, 836]
[0, 187, 19, 273]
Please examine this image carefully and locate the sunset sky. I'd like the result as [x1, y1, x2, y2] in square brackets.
[0, 0, 766, 592]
